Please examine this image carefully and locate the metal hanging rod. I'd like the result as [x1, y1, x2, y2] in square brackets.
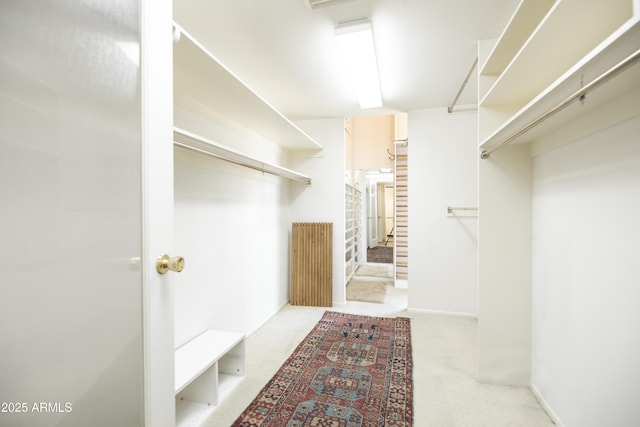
[448, 56, 478, 114]
[447, 206, 478, 213]
[447, 206, 478, 217]
[392, 138, 408, 148]
[173, 128, 312, 185]
[480, 48, 640, 159]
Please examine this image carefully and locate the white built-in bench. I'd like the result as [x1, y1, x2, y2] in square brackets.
[175, 329, 245, 427]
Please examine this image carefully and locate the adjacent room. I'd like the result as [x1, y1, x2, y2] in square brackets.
[2, 0, 639, 426]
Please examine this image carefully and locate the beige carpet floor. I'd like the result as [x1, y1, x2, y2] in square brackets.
[201, 285, 556, 427]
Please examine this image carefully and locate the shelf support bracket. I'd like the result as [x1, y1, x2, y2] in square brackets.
[448, 56, 478, 113]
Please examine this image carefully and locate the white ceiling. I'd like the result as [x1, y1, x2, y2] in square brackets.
[173, 0, 520, 121]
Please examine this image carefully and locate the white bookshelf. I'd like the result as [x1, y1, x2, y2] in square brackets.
[345, 184, 355, 280]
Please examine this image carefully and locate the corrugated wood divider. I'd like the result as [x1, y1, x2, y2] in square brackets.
[291, 222, 333, 307]
[395, 146, 408, 280]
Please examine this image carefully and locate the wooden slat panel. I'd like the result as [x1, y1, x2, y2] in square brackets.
[395, 149, 408, 280]
[291, 222, 333, 307]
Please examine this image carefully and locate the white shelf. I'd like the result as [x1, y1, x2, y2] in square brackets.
[481, 14, 640, 151]
[217, 373, 245, 399]
[175, 329, 244, 395]
[176, 400, 216, 427]
[173, 22, 321, 151]
[480, 0, 555, 77]
[175, 375, 245, 427]
[175, 329, 245, 426]
[174, 127, 312, 185]
[480, 0, 631, 109]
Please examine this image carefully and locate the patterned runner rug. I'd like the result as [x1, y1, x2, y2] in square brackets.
[232, 311, 413, 426]
[367, 246, 393, 263]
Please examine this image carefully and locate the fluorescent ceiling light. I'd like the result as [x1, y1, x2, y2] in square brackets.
[335, 19, 382, 109]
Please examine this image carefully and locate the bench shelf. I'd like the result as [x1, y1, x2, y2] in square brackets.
[175, 329, 245, 427]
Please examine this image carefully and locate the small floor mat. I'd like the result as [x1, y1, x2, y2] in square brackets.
[346, 279, 390, 304]
[355, 264, 393, 279]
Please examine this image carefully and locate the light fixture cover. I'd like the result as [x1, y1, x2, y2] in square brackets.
[335, 19, 383, 109]
[302, 0, 355, 9]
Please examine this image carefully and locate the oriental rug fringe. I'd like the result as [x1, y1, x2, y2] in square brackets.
[232, 311, 413, 426]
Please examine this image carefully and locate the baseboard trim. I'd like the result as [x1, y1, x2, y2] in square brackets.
[394, 279, 408, 289]
[407, 307, 478, 319]
[530, 381, 566, 427]
[245, 299, 290, 338]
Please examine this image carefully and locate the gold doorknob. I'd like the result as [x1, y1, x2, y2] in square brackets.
[156, 254, 185, 274]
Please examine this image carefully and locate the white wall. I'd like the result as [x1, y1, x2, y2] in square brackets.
[173, 148, 293, 346]
[351, 114, 395, 171]
[174, 116, 344, 344]
[531, 114, 640, 427]
[291, 118, 347, 305]
[173, 102, 297, 346]
[407, 108, 479, 315]
[478, 143, 532, 386]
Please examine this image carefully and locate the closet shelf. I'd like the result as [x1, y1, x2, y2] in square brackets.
[173, 21, 322, 151]
[480, 13, 640, 153]
[480, 0, 631, 109]
[479, 0, 555, 77]
[174, 127, 312, 185]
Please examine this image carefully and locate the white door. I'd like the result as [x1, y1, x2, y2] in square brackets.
[384, 184, 395, 243]
[367, 179, 379, 248]
[0, 2, 174, 426]
[141, 1, 176, 426]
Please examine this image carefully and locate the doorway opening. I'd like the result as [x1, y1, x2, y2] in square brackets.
[366, 172, 394, 264]
[344, 113, 408, 305]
